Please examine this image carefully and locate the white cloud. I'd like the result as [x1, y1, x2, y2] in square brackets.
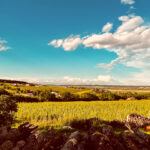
[43, 75, 118, 85]
[49, 14, 150, 84]
[61, 75, 116, 85]
[48, 39, 63, 48]
[0, 75, 119, 85]
[3, 74, 150, 85]
[116, 16, 143, 33]
[97, 75, 112, 82]
[130, 6, 135, 10]
[50, 15, 150, 70]
[121, 0, 135, 5]
[82, 15, 150, 70]
[102, 23, 113, 33]
[118, 16, 129, 22]
[48, 35, 82, 51]
[0, 40, 10, 51]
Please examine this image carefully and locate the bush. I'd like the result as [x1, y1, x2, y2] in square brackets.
[14, 95, 39, 102]
[0, 88, 10, 96]
[0, 95, 17, 126]
[133, 92, 150, 100]
[39, 90, 57, 101]
[61, 92, 78, 101]
[81, 92, 99, 101]
[98, 92, 114, 101]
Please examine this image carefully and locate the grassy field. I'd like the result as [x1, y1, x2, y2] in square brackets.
[14, 100, 150, 129]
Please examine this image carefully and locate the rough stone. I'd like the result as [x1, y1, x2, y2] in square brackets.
[102, 125, 114, 137]
[12, 146, 19, 150]
[61, 131, 81, 150]
[42, 134, 67, 150]
[0, 140, 14, 150]
[121, 132, 138, 150]
[90, 131, 113, 150]
[7, 128, 21, 142]
[22, 134, 39, 150]
[16, 140, 26, 148]
[127, 113, 150, 128]
[0, 127, 9, 144]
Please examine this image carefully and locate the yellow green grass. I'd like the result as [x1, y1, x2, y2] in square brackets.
[14, 100, 150, 129]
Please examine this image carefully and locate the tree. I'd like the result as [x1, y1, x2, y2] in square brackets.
[39, 90, 56, 101]
[0, 88, 10, 96]
[81, 92, 99, 101]
[0, 95, 17, 126]
[61, 92, 78, 101]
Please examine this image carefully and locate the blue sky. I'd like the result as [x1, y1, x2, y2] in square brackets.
[0, 0, 150, 85]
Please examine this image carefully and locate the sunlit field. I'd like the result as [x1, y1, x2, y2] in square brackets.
[14, 100, 150, 128]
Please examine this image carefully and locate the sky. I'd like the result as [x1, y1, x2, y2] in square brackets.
[0, 0, 150, 85]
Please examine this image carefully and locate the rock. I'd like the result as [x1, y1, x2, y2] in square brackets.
[102, 125, 114, 137]
[61, 131, 81, 150]
[16, 140, 26, 148]
[120, 132, 138, 150]
[128, 133, 150, 150]
[69, 131, 80, 139]
[0, 127, 9, 144]
[77, 140, 86, 150]
[43, 128, 56, 144]
[0, 127, 9, 137]
[42, 134, 67, 150]
[133, 128, 150, 144]
[90, 131, 113, 150]
[0, 140, 14, 150]
[63, 126, 73, 130]
[109, 134, 126, 150]
[109, 120, 126, 129]
[22, 134, 39, 150]
[7, 128, 21, 142]
[34, 131, 45, 149]
[127, 113, 150, 128]
[77, 133, 89, 150]
[18, 122, 38, 139]
[12, 146, 19, 150]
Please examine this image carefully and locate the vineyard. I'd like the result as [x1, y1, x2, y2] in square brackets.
[15, 100, 150, 129]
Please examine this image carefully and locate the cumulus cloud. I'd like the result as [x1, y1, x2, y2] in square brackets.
[48, 35, 82, 51]
[0, 40, 10, 51]
[0, 75, 119, 85]
[102, 23, 113, 32]
[49, 14, 150, 84]
[41, 75, 118, 85]
[63, 75, 114, 85]
[50, 15, 150, 69]
[121, 0, 135, 5]
[3, 74, 150, 85]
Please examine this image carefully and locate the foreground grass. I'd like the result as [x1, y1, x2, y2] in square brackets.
[14, 100, 150, 129]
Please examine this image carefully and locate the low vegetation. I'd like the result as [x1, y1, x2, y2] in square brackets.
[0, 95, 17, 127]
[1, 83, 150, 102]
[0, 80, 150, 129]
[14, 100, 150, 128]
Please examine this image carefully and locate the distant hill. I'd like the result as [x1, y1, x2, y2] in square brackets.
[0, 79, 28, 84]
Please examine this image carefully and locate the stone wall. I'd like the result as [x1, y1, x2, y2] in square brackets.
[0, 114, 150, 150]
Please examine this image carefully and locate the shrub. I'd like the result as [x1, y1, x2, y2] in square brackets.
[0, 95, 17, 126]
[61, 92, 78, 101]
[98, 92, 119, 101]
[14, 95, 39, 102]
[39, 90, 57, 101]
[0, 88, 10, 96]
[81, 92, 99, 101]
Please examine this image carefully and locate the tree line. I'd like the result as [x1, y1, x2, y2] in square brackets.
[1, 88, 150, 103]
